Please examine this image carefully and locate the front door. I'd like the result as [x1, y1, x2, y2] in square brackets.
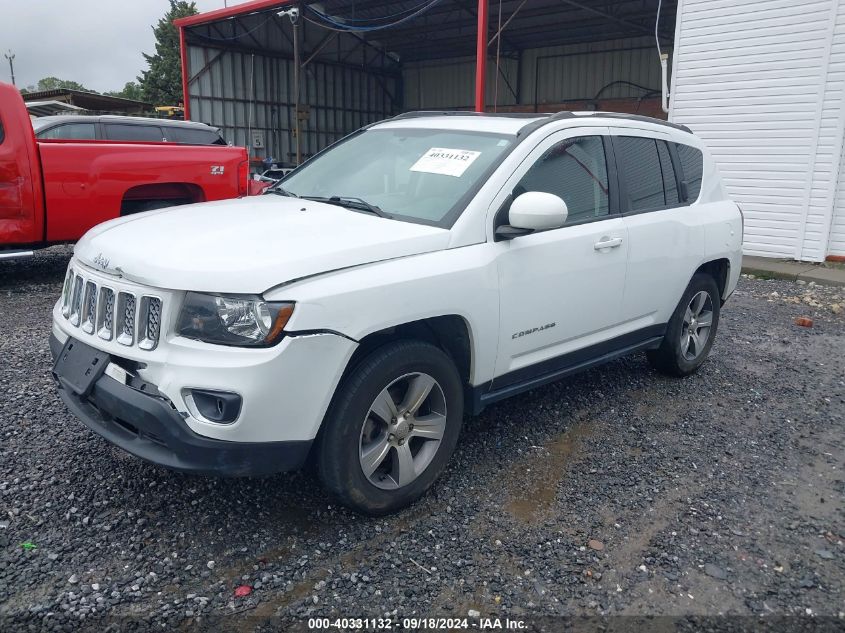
[492, 129, 629, 388]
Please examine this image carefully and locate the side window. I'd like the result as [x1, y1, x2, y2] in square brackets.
[614, 137, 665, 212]
[675, 143, 703, 202]
[38, 123, 97, 140]
[656, 140, 679, 205]
[104, 124, 164, 142]
[514, 135, 609, 225]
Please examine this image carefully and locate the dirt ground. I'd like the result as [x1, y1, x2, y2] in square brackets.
[0, 247, 842, 633]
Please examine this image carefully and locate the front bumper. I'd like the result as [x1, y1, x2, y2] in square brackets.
[50, 334, 312, 476]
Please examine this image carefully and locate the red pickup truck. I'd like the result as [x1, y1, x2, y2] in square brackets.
[0, 82, 249, 258]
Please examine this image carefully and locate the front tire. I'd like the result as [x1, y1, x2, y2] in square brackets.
[647, 273, 721, 377]
[316, 340, 463, 515]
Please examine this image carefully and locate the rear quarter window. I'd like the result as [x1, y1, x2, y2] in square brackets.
[675, 143, 704, 203]
[104, 124, 165, 142]
[164, 127, 225, 145]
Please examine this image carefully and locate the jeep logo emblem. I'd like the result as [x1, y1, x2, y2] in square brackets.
[92, 253, 110, 270]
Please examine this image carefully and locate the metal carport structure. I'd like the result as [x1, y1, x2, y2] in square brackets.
[175, 0, 676, 165]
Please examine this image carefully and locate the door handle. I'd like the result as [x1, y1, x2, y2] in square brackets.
[594, 236, 624, 250]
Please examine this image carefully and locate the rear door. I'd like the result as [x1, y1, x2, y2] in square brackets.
[0, 85, 44, 246]
[610, 130, 705, 327]
[37, 122, 97, 141]
[103, 123, 165, 142]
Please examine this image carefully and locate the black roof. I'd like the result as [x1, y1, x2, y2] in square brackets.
[182, 0, 677, 67]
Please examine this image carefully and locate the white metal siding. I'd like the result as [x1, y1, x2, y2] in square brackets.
[831, 147, 845, 255]
[670, 0, 837, 261]
[804, 0, 845, 259]
[828, 3, 845, 257]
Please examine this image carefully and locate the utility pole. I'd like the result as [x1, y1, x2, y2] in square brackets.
[4, 50, 15, 86]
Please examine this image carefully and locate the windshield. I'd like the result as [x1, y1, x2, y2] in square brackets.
[276, 127, 514, 226]
[31, 118, 54, 131]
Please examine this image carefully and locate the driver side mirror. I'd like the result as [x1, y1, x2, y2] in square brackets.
[495, 191, 569, 240]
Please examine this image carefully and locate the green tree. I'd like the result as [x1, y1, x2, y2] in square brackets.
[138, 1, 198, 106]
[106, 81, 143, 101]
[32, 76, 91, 92]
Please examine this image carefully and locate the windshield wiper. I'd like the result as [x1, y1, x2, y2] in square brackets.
[303, 195, 390, 218]
[265, 185, 298, 198]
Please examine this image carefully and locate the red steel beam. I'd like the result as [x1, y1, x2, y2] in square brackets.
[173, 0, 293, 28]
[474, 0, 488, 112]
[179, 25, 191, 120]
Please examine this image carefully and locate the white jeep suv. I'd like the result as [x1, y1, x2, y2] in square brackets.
[51, 111, 743, 515]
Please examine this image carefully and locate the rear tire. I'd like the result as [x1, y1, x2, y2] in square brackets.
[316, 340, 463, 516]
[647, 273, 721, 377]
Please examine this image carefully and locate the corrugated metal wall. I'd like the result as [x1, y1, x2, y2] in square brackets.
[186, 35, 666, 164]
[402, 37, 667, 111]
[403, 56, 518, 110]
[670, 0, 841, 261]
[187, 45, 396, 164]
[523, 37, 668, 106]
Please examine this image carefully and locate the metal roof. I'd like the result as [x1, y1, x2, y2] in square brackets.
[176, 0, 676, 65]
[24, 100, 85, 118]
[21, 89, 150, 111]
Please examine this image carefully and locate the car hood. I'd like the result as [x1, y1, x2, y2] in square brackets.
[74, 195, 451, 293]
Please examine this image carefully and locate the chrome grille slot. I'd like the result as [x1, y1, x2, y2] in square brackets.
[97, 287, 115, 341]
[69, 276, 84, 326]
[81, 281, 97, 334]
[61, 268, 75, 318]
[116, 292, 137, 346]
[138, 296, 162, 351]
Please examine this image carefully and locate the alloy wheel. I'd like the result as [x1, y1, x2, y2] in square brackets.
[358, 372, 447, 490]
[681, 290, 714, 361]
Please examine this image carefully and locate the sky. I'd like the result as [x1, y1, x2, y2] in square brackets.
[0, 0, 251, 93]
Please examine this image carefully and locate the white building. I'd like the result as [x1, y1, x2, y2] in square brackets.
[670, 0, 845, 261]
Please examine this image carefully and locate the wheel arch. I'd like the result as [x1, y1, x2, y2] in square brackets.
[120, 182, 207, 215]
[694, 258, 730, 302]
[341, 315, 474, 407]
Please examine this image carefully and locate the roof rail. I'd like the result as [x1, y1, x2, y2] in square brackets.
[391, 110, 549, 120]
[387, 110, 692, 135]
[585, 112, 692, 133]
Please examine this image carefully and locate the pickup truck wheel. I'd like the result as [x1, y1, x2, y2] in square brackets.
[317, 340, 463, 516]
[647, 273, 721, 377]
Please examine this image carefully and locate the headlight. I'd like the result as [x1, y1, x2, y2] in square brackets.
[177, 292, 294, 347]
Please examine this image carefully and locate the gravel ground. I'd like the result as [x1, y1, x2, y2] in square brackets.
[0, 247, 843, 633]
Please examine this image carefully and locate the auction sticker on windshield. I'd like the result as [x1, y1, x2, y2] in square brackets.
[410, 147, 481, 177]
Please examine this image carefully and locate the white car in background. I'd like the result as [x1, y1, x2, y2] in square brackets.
[50, 111, 743, 515]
